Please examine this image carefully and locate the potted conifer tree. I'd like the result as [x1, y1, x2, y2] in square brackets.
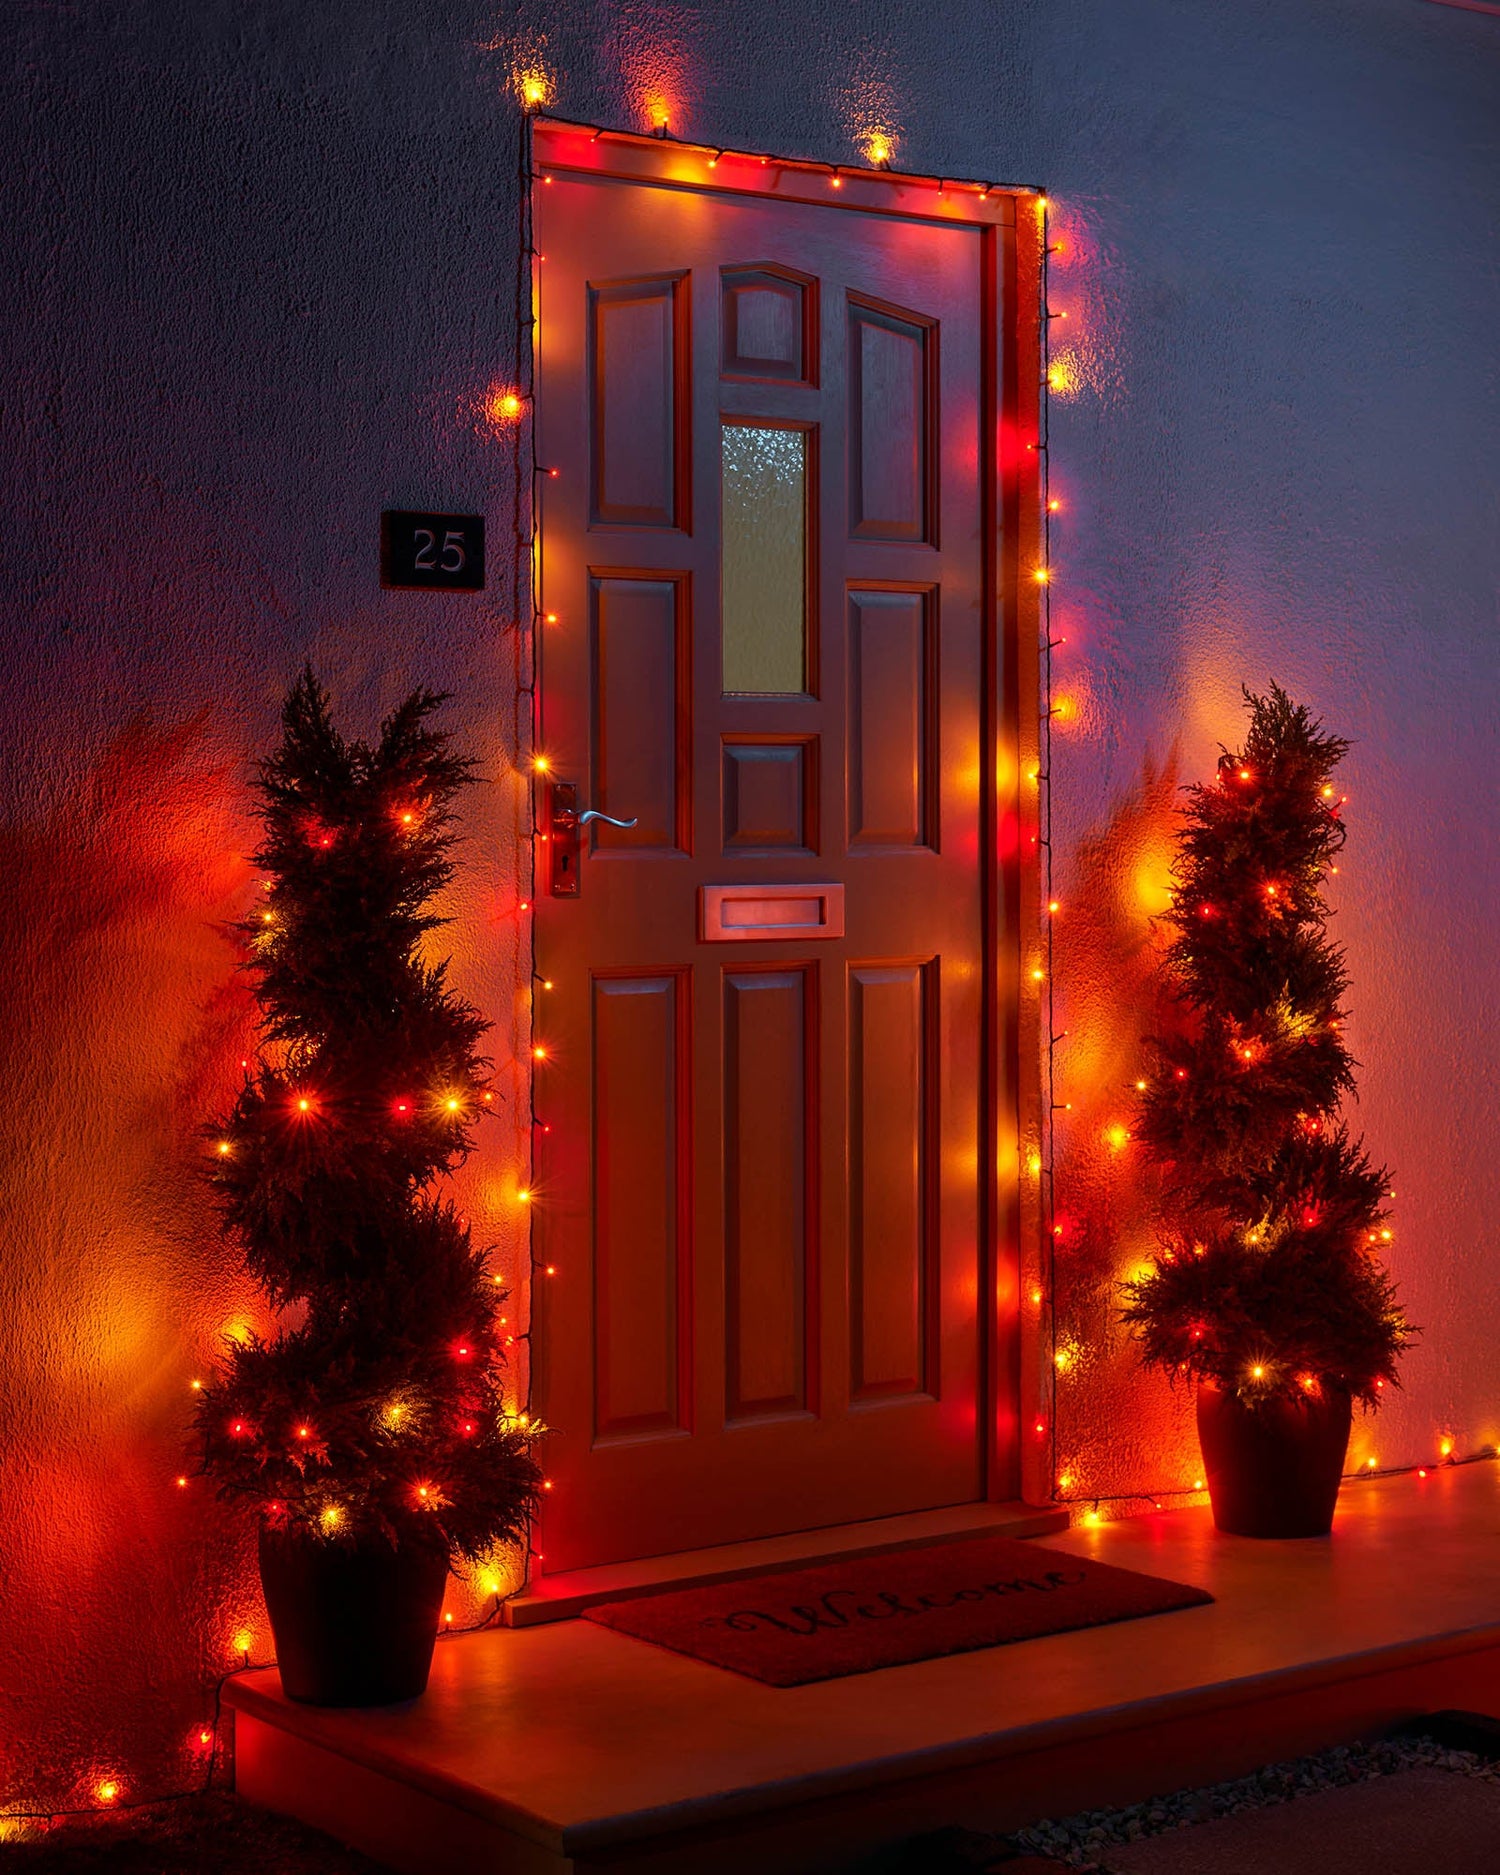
[195, 671, 541, 1703]
[1122, 686, 1414, 1537]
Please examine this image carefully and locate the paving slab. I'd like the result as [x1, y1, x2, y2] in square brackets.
[1101, 1766, 1500, 1875]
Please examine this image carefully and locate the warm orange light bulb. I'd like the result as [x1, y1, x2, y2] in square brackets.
[446, 1097, 461, 1112]
[1251, 1364, 1265, 1380]
[1440, 1438, 1454, 1457]
[297, 1097, 311, 1112]
[97, 1781, 119, 1804]
[1031, 966, 1045, 982]
[532, 1045, 546, 1060]
[1033, 567, 1051, 585]
[1047, 498, 1062, 512]
[532, 754, 550, 773]
[516, 1188, 532, 1204]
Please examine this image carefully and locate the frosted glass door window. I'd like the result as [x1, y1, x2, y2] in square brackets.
[721, 424, 808, 695]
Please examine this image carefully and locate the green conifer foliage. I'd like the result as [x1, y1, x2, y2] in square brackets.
[194, 671, 541, 1557]
[1122, 686, 1414, 1408]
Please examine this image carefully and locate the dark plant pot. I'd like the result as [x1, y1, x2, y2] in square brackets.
[258, 1525, 450, 1706]
[1196, 1382, 1353, 1538]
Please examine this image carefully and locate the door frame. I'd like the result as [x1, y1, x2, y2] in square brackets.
[525, 116, 1049, 1528]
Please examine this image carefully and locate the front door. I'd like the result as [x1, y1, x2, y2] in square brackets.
[533, 127, 1007, 1572]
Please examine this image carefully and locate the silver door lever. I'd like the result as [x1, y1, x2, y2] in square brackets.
[548, 779, 638, 897]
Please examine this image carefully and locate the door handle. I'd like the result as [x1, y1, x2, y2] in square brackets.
[547, 779, 638, 897]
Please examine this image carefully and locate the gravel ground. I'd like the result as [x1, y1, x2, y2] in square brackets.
[9, 1730, 1498, 1872]
[1012, 1735, 1500, 1870]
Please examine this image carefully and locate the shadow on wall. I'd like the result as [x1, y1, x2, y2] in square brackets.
[1050, 745, 1201, 1508]
[0, 714, 264, 1811]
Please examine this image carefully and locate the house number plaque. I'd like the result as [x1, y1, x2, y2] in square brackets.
[380, 510, 485, 591]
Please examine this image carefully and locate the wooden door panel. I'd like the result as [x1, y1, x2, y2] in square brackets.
[847, 299, 936, 543]
[721, 737, 818, 854]
[589, 573, 691, 852]
[847, 588, 937, 850]
[536, 151, 1000, 1571]
[723, 967, 815, 1422]
[590, 973, 692, 1441]
[849, 961, 937, 1401]
[721, 266, 816, 385]
[588, 277, 689, 528]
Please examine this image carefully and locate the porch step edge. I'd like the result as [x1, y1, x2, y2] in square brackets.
[504, 1500, 1071, 1626]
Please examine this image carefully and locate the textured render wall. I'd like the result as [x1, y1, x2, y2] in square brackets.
[3, 0, 1495, 1814]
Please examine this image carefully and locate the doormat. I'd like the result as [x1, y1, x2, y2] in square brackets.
[582, 1533, 1213, 1685]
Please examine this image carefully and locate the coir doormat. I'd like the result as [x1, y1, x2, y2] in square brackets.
[583, 1534, 1212, 1686]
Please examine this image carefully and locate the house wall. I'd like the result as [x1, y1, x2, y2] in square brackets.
[3, 0, 1495, 1817]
